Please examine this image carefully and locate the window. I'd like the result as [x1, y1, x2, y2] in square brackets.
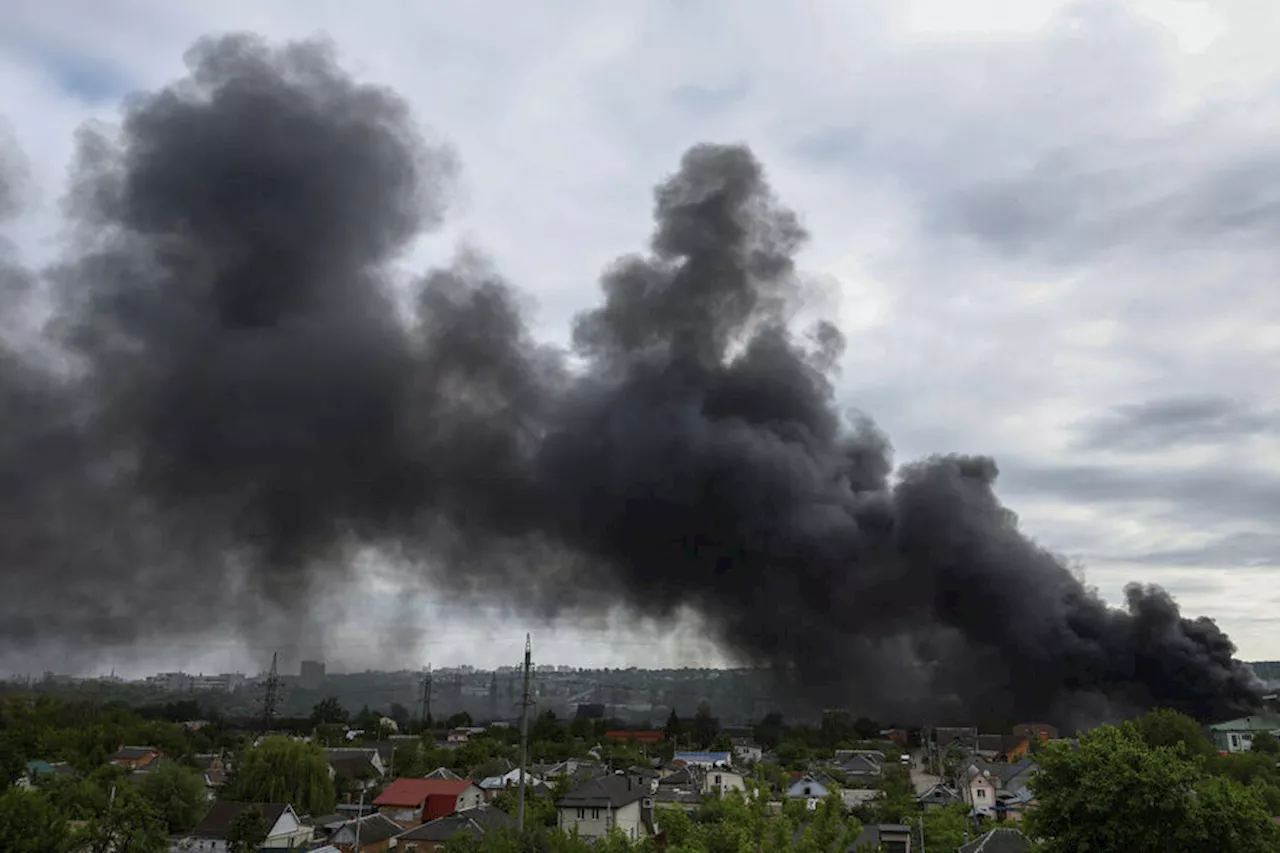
[977, 788, 986, 799]
[803, 786, 811, 796]
[576, 808, 585, 820]
[714, 775, 721, 785]
[591, 808, 601, 820]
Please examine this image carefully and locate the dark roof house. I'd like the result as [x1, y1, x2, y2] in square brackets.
[556, 775, 647, 810]
[396, 804, 516, 848]
[186, 801, 308, 847]
[328, 813, 405, 846]
[851, 823, 911, 852]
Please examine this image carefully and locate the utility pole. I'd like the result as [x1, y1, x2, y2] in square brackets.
[918, 814, 926, 853]
[261, 652, 280, 735]
[516, 634, 533, 833]
[354, 789, 365, 850]
[419, 665, 433, 732]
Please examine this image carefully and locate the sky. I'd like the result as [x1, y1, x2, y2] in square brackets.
[3, 0, 1280, 677]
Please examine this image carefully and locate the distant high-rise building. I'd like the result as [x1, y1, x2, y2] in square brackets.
[299, 660, 326, 690]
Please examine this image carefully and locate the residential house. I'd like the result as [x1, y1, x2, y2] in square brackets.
[178, 802, 311, 852]
[659, 765, 700, 788]
[327, 813, 404, 853]
[373, 778, 484, 827]
[18, 760, 74, 790]
[1011, 723, 1058, 743]
[880, 729, 909, 747]
[395, 804, 516, 853]
[961, 759, 1036, 819]
[832, 753, 882, 784]
[326, 748, 388, 786]
[702, 768, 747, 798]
[850, 823, 911, 853]
[423, 767, 465, 781]
[957, 827, 1032, 853]
[191, 754, 229, 791]
[654, 786, 702, 811]
[672, 751, 732, 768]
[478, 769, 550, 800]
[109, 746, 163, 770]
[1208, 714, 1280, 753]
[730, 738, 763, 765]
[932, 727, 978, 752]
[536, 758, 607, 786]
[556, 775, 656, 842]
[915, 783, 962, 811]
[785, 775, 833, 810]
[975, 735, 1006, 761]
[840, 789, 885, 810]
[605, 730, 664, 746]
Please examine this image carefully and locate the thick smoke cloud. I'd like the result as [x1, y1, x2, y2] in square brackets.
[0, 34, 1262, 723]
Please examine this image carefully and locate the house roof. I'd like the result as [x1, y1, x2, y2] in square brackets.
[329, 813, 404, 845]
[374, 778, 473, 807]
[557, 775, 647, 809]
[851, 824, 911, 851]
[189, 802, 290, 839]
[834, 755, 882, 776]
[673, 751, 731, 765]
[397, 805, 516, 841]
[111, 746, 159, 760]
[916, 784, 961, 804]
[424, 766, 465, 780]
[957, 827, 1032, 853]
[1207, 714, 1280, 732]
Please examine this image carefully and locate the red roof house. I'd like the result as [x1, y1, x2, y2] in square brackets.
[604, 730, 664, 745]
[374, 778, 484, 826]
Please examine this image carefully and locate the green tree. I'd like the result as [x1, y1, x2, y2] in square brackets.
[665, 709, 682, 744]
[1252, 731, 1280, 756]
[1134, 708, 1214, 757]
[87, 791, 167, 853]
[227, 808, 269, 853]
[1028, 722, 1280, 853]
[138, 762, 208, 833]
[446, 711, 474, 728]
[693, 703, 718, 750]
[310, 697, 349, 727]
[223, 736, 335, 815]
[920, 803, 970, 853]
[0, 787, 70, 853]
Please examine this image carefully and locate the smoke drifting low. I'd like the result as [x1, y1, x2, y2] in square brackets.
[0, 34, 1262, 722]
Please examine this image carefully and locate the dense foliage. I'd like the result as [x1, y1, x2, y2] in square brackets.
[1028, 720, 1280, 853]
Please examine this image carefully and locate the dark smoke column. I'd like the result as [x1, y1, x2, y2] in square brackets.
[0, 33, 1263, 723]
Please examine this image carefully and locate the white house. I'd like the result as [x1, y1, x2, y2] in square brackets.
[1208, 714, 1280, 753]
[785, 775, 832, 810]
[556, 775, 656, 842]
[961, 759, 1036, 818]
[176, 802, 310, 852]
[702, 769, 747, 798]
[479, 768, 548, 799]
[731, 739, 763, 765]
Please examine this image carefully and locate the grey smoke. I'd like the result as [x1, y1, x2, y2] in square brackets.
[0, 33, 1263, 722]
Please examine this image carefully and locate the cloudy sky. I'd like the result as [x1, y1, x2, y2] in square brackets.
[4, 0, 1280, 676]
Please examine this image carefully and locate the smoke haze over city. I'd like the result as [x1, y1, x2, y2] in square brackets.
[4, 2, 1280, 725]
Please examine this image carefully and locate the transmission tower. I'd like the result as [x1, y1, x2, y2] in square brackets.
[419, 665, 433, 731]
[261, 652, 280, 734]
[517, 634, 534, 833]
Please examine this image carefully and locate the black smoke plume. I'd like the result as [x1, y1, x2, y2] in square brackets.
[0, 34, 1262, 723]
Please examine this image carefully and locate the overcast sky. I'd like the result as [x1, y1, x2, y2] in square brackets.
[4, 0, 1280, 677]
